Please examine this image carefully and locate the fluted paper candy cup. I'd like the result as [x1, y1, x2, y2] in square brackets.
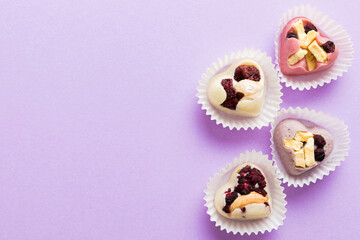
[204, 150, 287, 235]
[197, 49, 282, 130]
[270, 107, 350, 187]
[274, 5, 354, 90]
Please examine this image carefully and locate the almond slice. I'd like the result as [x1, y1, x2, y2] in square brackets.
[305, 52, 317, 71]
[293, 20, 306, 41]
[294, 149, 306, 168]
[288, 49, 308, 65]
[300, 30, 318, 49]
[308, 40, 328, 63]
[283, 139, 303, 151]
[294, 131, 314, 142]
[304, 137, 315, 167]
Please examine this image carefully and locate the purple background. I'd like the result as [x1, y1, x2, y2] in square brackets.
[0, 0, 358, 239]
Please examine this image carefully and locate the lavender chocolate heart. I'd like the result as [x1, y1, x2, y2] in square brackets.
[274, 118, 334, 175]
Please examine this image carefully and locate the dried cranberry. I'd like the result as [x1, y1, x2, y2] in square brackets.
[223, 205, 231, 213]
[241, 207, 246, 213]
[225, 192, 238, 205]
[315, 148, 326, 161]
[234, 184, 244, 193]
[250, 168, 263, 176]
[237, 177, 247, 184]
[224, 188, 232, 197]
[240, 188, 251, 195]
[264, 202, 269, 207]
[304, 23, 317, 33]
[236, 92, 244, 101]
[250, 174, 263, 184]
[240, 165, 252, 173]
[322, 41, 335, 53]
[235, 182, 250, 191]
[255, 188, 267, 197]
[220, 79, 239, 110]
[286, 31, 297, 39]
[314, 134, 326, 148]
[234, 65, 261, 82]
[258, 180, 266, 189]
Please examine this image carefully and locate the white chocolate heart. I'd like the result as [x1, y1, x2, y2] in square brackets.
[214, 162, 271, 220]
[207, 59, 265, 117]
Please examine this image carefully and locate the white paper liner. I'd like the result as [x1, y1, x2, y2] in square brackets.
[204, 150, 287, 235]
[274, 5, 354, 90]
[270, 107, 350, 187]
[197, 49, 283, 130]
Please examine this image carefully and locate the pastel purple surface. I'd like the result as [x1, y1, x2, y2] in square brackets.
[0, 0, 359, 239]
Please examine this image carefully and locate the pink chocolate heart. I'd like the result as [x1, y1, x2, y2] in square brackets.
[279, 17, 339, 76]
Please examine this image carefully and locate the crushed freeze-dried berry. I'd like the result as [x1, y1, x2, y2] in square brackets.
[234, 65, 261, 82]
[220, 79, 239, 110]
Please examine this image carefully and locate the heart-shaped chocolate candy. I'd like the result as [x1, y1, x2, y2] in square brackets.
[207, 59, 265, 117]
[274, 118, 334, 175]
[214, 163, 271, 220]
[279, 17, 339, 75]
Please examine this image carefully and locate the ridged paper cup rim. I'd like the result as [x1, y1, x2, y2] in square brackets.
[270, 107, 350, 187]
[196, 48, 283, 130]
[204, 150, 287, 235]
[274, 5, 354, 90]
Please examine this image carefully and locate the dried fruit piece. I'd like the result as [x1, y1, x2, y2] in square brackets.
[258, 180, 266, 189]
[240, 165, 252, 173]
[223, 205, 230, 213]
[314, 134, 326, 148]
[220, 79, 239, 110]
[254, 188, 267, 197]
[286, 31, 297, 39]
[237, 176, 247, 184]
[322, 41, 336, 53]
[234, 65, 261, 82]
[314, 148, 325, 161]
[225, 192, 238, 205]
[304, 23, 317, 33]
[250, 174, 263, 184]
[236, 92, 244, 101]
